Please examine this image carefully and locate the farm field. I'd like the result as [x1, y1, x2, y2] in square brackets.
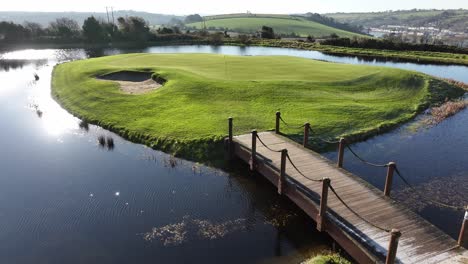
[187, 14, 365, 37]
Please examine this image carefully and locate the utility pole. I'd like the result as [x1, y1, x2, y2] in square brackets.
[105, 7, 110, 24]
[111, 7, 115, 25]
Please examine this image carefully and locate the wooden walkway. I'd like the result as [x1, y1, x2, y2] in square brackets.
[229, 131, 467, 264]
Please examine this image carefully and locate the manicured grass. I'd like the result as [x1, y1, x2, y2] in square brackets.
[187, 16, 364, 38]
[52, 53, 464, 163]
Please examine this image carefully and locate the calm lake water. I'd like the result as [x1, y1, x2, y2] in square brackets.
[0, 45, 467, 263]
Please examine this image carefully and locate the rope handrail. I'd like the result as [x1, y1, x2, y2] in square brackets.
[286, 153, 324, 182]
[279, 115, 306, 129]
[329, 183, 392, 233]
[394, 167, 466, 211]
[346, 145, 389, 168]
[256, 134, 283, 153]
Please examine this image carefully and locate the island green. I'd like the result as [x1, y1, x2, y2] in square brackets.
[52, 53, 464, 164]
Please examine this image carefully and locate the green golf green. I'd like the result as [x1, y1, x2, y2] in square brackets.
[52, 53, 463, 162]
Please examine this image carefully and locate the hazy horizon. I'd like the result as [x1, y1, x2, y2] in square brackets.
[0, 0, 466, 15]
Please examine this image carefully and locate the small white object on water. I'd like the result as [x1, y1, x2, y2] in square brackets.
[125, 202, 129, 206]
[115, 192, 120, 196]
[172, 190, 176, 194]
[89, 193, 94, 197]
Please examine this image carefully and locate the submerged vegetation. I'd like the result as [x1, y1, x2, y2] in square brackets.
[424, 100, 467, 126]
[52, 53, 464, 164]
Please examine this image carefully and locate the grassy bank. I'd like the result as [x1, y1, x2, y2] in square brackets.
[233, 39, 468, 66]
[52, 53, 464, 165]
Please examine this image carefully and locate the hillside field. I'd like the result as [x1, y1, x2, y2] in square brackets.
[187, 14, 365, 37]
[52, 53, 463, 162]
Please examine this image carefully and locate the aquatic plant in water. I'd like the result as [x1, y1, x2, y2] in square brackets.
[394, 174, 467, 211]
[142, 216, 247, 246]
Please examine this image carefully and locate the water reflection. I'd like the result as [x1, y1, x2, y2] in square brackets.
[97, 135, 115, 151]
[0, 59, 48, 71]
[78, 120, 89, 132]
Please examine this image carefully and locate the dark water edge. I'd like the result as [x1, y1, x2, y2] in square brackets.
[0, 46, 467, 263]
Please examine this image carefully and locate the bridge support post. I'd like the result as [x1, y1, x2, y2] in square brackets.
[384, 162, 396, 197]
[317, 178, 330, 232]
[275, 111, 281, 134]
[337, 138, 346, 168]
[385, 229, 401, 264]
[228, 117, 233, 159]
[458, 206, 468, 248]
[250, 130, 257, 171]
[303, 123, 310, 147]
[278, 149, 288, 195]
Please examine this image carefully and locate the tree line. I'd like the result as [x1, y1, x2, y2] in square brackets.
[322, 37, 468, 54]
[0, 16, 199, 44]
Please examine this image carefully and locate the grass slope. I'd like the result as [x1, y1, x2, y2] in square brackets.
[52, 53, 463, 163]
[188, 15, 364, 37]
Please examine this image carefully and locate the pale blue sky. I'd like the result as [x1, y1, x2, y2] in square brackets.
[0, 0, 466, 14]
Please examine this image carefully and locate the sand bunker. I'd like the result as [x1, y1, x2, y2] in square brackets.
[97, 71, 165, 95]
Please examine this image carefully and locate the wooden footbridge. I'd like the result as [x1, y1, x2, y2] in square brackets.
[225, 112, 468, 264]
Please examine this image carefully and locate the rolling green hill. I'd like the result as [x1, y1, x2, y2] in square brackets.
[187, 14, 366, 37]
[326, 9, 468, 32]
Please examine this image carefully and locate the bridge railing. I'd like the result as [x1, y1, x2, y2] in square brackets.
[226, 115, 468, 263]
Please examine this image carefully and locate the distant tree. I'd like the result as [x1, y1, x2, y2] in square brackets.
[184, 14, 203, 24]
[329, 33, 339, 39]
[82, 16, 108, 42]
[49, 18, 80, 39]
[173, 26, 181, 34]
[157, 27, 174, 34]
[23, 21, 44, 39]
[117, 16, 150, 42]
[306, 35, 316, 42]
[117, 17, 130, 34]
[261, 26, 275, 39]
[0, 21, 30, 41]
[238, 34, 251, 44]
[209, 32, 224, 44]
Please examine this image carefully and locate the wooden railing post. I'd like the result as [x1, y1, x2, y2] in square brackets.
[278, 149, 287, 195]
[317, 178, 330, 232]
[337, 138, 345, 168]
[303, 123, 310, 147]
[384, 162, 396, 197]
[250, 130, 257, 171]
[385, 229, 401, 264]
[228, 117, 233, 159]
[458, 206, 468, 248]
[275, 111, 281, 134]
